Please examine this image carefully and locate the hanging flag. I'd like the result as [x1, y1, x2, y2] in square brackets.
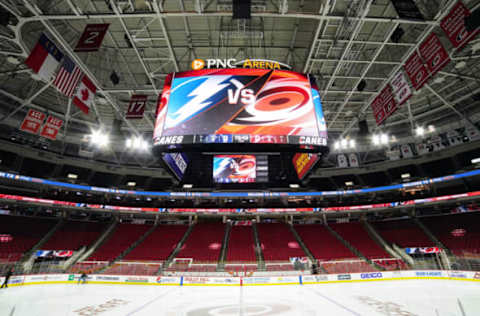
[25, 33, 63, 81]
[73, 75, 96, 114]
[74, 24, 110, 52]
[53, 55, 83, 97]
[440, 1, 479, 49]
[40, 115, 64, 140]
[126, 95, 148, 119]
[20, 109, 46, 134]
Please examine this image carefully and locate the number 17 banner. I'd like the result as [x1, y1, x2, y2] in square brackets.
[74, 24, 110, 52]
[126, 95, 148, 119]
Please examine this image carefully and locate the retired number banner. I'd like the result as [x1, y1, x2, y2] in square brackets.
[126, 95, 147, 119]
[20, 109, 46, 134]
[74, 24, 110, 52]
[40, 115, 64, 140]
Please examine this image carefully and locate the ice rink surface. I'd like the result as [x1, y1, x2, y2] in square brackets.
[0, 280, 479, 316]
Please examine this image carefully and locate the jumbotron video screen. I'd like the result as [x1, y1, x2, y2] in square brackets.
[153, 69, 327, 152]
[213, 154, 268, 183]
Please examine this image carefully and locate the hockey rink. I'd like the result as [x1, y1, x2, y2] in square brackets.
[0, 280, 480, 316]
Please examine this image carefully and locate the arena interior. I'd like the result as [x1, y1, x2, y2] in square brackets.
[0, 0, 480, 315]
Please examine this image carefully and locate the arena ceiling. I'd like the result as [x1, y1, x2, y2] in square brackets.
[0, 0, 480, 153]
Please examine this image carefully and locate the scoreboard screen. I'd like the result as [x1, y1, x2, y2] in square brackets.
[213, 154, 268, 183]
[153, 69, 327, 152]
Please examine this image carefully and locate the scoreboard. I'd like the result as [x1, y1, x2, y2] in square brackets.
[153, 69, 328, 153]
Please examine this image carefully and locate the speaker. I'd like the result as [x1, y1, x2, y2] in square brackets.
[110, 71, 120, 85]
[233, 0, 251, 19]
[390, 26, 404, 43]
[465, 9, 480, 32]
[358, 119, 369, 136]
[357, 80, 366, 92]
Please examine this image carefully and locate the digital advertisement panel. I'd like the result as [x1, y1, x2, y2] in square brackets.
[153, 69, 328, 150]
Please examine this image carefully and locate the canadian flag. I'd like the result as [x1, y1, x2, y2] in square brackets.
[73, 75, 96, 114]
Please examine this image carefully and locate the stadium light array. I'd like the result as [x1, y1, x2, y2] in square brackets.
[415, 126, 425, 136]
[183, 184, 193, 189]
[89, 130, 109, 147]
[127, 182, 136, 187]
[401, 173, 411, 179]
[372, 133, 389, 146]
[126, 136, 150, 151]
[67, 173, 78, 179]
[333, 138, 356, 150]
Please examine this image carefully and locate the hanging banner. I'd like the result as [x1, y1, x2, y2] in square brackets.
[401, 144, 413, 158]
[40, 115, 64, 140]
[440, 1, 479, 49]
[337, 154, 348, 168]
[371, 85, 397, 125]
[416, 142, 429, 155]
[419, 33, 451, 77]
[74, 24, 110, 52]
[404, 51, 430, 90]
[20, 109, 46, 134]
[348, 153, 359, 167]
[126, 95, 147, 119]
[390, 71, 412, 106]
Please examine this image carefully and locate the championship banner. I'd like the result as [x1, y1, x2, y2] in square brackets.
[390, 71, 412, 106]
[440, 1, 479, 49]
[292, 153, 319, 179]
[371, 85, 397, 125]
[40, 115, 63, 140]
[404, 51, 429, 90]
[126, 95, 147, 119]
[419, 33, 451, 77]
[20, 109, 46, 134]
[74, 24, 110, 52]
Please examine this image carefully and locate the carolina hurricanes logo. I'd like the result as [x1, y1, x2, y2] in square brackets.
[81, 88, 89, 101]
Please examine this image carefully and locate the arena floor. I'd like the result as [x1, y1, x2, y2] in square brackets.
[0, 280, 479, 316]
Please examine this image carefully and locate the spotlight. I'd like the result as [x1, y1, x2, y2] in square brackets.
[415, 126, 424, 136]
[428, 125, 435, 133]
[127, 182, 136, 187]
[90, 130, 110, 147]
[334, 141, 340, 150]
[349, 139, 356, 148]
[380, 133, 388, 144]
[340, 138, 347, 148]
[372, 134, 380, 145]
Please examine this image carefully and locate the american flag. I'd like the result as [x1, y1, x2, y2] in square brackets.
[53, 55, 83, 97]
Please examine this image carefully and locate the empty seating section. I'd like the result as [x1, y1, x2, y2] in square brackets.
[88, 223, 151, 261]
[330, 222, 391, 259]
[42, 220, 107, 251]
[226, 225, 256, 262]
[372, 219, 435, 247]
[124, 225, 188, 261]
[373, 258, 408, 271]
[70, 261, 108, 274]
[176, 223, 225, 262]
[256, 223, 306, 261]
[294, 224, 356, 261]
[225, 264, 257, 274]
[0, 215, 57, 262]
[320, 260, 377, 274]
[421, 213, 480, 256]
[102, 262, 161, 275]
